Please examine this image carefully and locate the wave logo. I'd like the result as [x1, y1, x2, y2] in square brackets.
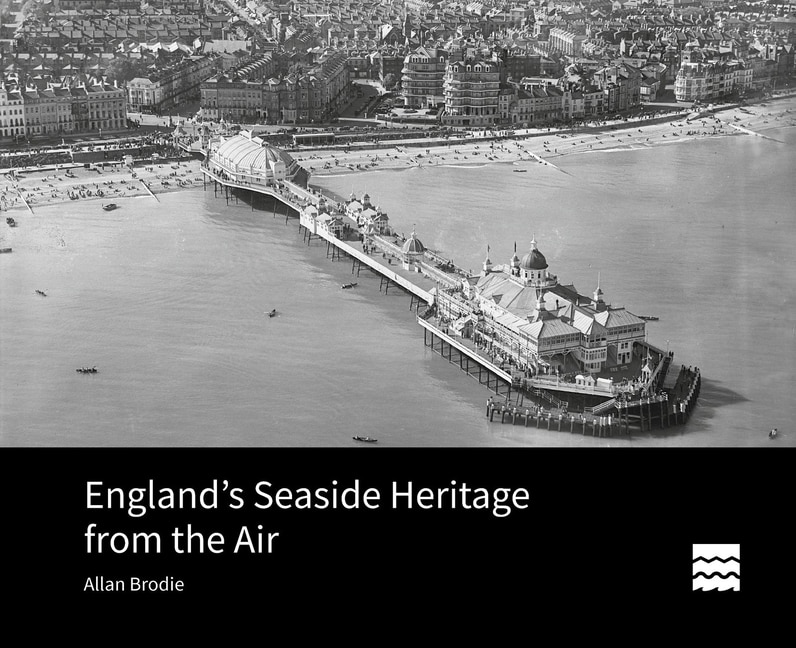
[693, 544, 740, 592]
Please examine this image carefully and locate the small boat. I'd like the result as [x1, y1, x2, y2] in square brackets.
[102, 203, 118, 211]
[639, 315, 659, 321]
[6, 217, 16, 226]
[35, 290, 47, 297]
[342, 282, 357, 289]
[769, 428, 778, 439]
[268, 309, 277, 318]
[352, 436, 377, 443]
[0, 248, 12, 254]
[513, 169, 527, 173]
[76, 366, 98, 374]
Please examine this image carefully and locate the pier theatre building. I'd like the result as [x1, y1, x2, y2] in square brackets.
[434, 237, 648, 379]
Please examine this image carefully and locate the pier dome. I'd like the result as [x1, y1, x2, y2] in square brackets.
[215, 135, 285, 168]
[208, 134, 308, 187]
[520, 236, 547, 270]
[402, 230, 426, 255]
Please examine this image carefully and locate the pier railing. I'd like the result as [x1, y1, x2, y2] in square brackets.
[202, 167, 306, 213]
[418, 316, 513, 384]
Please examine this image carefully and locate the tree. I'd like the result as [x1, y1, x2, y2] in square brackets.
[383, 73, 397, 90]
[105, 57, 146, 85]
[21, 0, 48, 22]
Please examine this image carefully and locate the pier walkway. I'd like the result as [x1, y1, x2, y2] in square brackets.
[203, 161, 465, 307]
[300, 210, 434, 305]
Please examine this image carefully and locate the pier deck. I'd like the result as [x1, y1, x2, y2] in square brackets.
[300, 212, 434, 305]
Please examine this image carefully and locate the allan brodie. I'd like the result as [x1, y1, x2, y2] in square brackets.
[84, 576, 184, 592]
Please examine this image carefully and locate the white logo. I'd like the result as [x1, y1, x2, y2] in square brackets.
[693, 543, 740, 592]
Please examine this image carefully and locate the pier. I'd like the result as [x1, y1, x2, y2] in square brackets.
[202, 138, 701, 436]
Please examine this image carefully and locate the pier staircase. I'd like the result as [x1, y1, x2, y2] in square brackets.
[591, 398, 617, 416]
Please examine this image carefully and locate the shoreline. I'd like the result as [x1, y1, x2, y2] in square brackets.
[2, 96, 794, 211]
[294, 98, 796, 178]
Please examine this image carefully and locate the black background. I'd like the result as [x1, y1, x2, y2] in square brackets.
[2, 447, 788, 620]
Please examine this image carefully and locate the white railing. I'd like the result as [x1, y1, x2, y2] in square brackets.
[528, 375, 623, 396]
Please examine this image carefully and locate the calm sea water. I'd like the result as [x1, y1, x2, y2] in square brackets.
[2, 119, 794, 447]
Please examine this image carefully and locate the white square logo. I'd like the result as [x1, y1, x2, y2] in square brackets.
[693, 543, 740, 591]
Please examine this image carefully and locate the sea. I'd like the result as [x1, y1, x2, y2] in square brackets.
[1, 116, 794, 447]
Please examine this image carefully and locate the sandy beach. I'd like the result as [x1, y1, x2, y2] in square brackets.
[291, 99, 796, 177]
[1, 158, 205, 213]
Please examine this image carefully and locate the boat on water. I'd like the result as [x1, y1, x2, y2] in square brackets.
[35, 290, 47, 297]
[0, 248, 11, 254]
[76, 366, 98, 374]
[102, 203, 118, 212]
[638, 315, 659, 321]
[513, 169, 527, 173]
[268, 309, 277, 318]
[352, 436, 377, 443]
[342, 282, 357, 289]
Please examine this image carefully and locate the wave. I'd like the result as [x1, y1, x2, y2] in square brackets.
[693, 560, 740, 577]
[692, 571, 740, 579]
[692, 574, 740, 591]
[692, 556, 740, 564]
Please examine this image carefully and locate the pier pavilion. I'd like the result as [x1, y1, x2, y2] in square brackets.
[432, 237, 657, 398]
[205, 133, 309, 189]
